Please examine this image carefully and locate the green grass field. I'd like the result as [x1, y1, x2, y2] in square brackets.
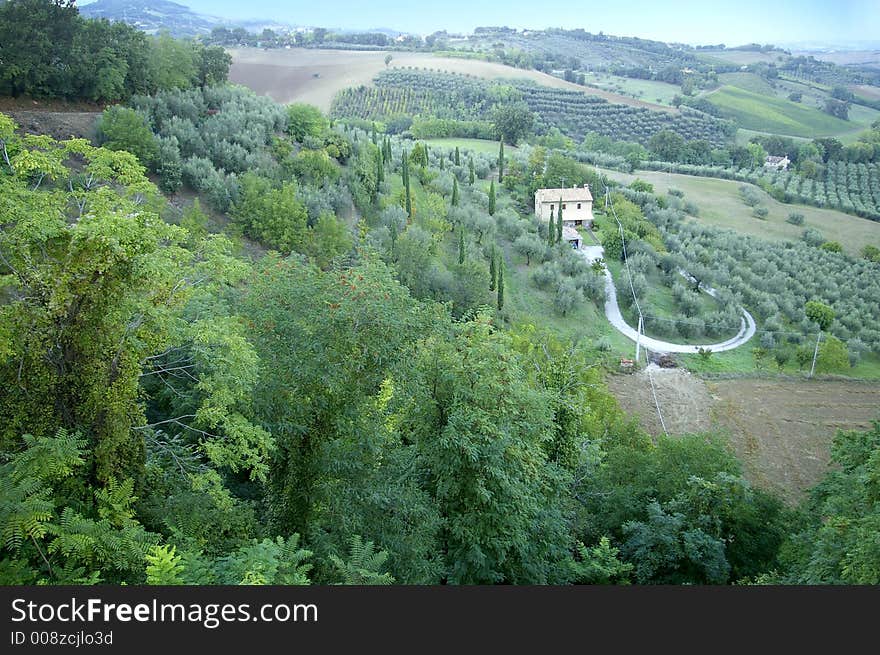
[423, 137, 513, 156]
[582, 73, 681, 106]
[705, 85, 855, 137]
[717, 72, 778, 96]
[599, 168, 880, 257]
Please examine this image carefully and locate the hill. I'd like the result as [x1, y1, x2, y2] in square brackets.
[79, 0, 222, 36]
[705, 85, 858, 138]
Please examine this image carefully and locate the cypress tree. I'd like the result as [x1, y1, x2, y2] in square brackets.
[498, 141, 505, 183]
[439, 155, 445, 170]
[376, 148, 384, 184]
[496, 262, 504, 311]
[451, 177, 459, 206]
[489, 249, 497, 291]
[557, 198, 564, 243]
[402, 150, 412, 218]
[455, 146, 461, 166]
[548, 208, 556, 246]
[468, 157, 475, 185]
[488, 180, 496, 216]
[458, 230, 465, 265]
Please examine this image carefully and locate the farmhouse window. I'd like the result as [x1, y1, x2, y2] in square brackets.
[562, 204, 567, 209]
[577, 203, 582, 209]
[550, 204, 554, 211]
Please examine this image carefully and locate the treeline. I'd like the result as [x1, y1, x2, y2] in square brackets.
[0, 0, 230, 102]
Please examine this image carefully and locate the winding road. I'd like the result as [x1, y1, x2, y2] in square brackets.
[579, 245, 756, 354]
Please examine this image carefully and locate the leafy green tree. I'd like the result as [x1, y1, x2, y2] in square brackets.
[491, 102, 534, 145]
[149, 32, 197, 90]
[569, 538, 633, 584]
[393, 315, 569, 583]
[648, 130, 686, 161]
[286, 103, 328, 142]
[231, 173, 309, 252]
[0, 0, 78, 97]
[815, 335, 850, 373]
[514, 233, 543, 266]
[196, 45, 232, 87]
[554, 278, 580, 316]
[97, 105, 159, 167]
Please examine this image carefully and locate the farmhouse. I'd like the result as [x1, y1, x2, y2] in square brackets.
[534, 185, 594, 227]
[764, 155, 790, 171]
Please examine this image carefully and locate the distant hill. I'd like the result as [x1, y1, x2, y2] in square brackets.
[78, 0, 222, 37]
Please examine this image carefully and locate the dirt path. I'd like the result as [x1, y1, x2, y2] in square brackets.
[579, 245, 757, 354]
[607, 371, 880, 504]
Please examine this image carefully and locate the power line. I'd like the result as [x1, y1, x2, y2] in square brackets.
[605, 186, 668, 438]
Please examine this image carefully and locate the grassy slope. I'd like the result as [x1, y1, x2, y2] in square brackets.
[582, 72, 682, 106]
[423, 138, 514, 156]
[601, 168, 880, 256]
[706, 85, 854, 137]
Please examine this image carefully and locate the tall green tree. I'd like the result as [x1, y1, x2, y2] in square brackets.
[468, 157, 475, 185]
[498, 141, 505, 182]
[557, 199, 564, 243]
[451, 177, 459, 207]
[496, 264, 505, 310]
[489, 249, 497, 291]
[392, 315, 569, 583]
[488, 180, 496, 216]
[454, 146, 461, 166]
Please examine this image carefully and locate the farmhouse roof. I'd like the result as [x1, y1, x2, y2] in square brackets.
[765, 155, 789, 164]
[535, 185, 593, 203]
[562, 226, 581, 241]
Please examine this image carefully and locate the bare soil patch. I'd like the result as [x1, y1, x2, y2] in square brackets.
[5, 109, 100, 141]
[607, 370, 880, 504]
[228, 48, 674, 112]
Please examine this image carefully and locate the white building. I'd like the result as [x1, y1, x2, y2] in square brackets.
[534, 185, 594, 227]
[562, 226, 582, 250]
[764, 155, 790, 171]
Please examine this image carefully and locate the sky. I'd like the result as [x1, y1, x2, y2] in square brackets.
[97, 0, 880, 47]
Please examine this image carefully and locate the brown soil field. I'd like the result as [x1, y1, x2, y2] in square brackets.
[607, 368, 880, 504]
[5, 110, 100, 141]
[228, 47, 675, 113]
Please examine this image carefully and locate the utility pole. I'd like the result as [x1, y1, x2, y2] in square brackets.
[809, 330, 822, 377]
[636, 315, 643, 362]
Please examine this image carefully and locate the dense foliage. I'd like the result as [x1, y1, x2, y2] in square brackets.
[0, 0, 230, 102]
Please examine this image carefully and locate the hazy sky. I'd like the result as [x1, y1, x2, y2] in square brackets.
[81, 0, 880, 46]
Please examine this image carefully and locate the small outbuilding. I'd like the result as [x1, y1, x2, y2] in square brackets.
[562, 225, 582, 250]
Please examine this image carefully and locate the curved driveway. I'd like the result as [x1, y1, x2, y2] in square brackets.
[579, 245, 756, 354]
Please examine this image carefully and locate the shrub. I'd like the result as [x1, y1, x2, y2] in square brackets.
[753, 206, 769, 219]
[786, 212, 805, 225]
